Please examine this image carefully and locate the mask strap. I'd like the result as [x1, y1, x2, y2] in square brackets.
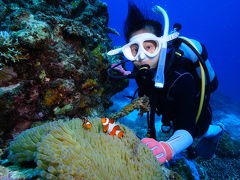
[107, 47, 122, 56]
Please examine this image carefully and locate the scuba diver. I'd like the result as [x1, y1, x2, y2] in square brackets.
[107, 1, 224, 164]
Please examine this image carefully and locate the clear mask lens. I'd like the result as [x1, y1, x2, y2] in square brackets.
[130, 43, 139, 57]
[143, 40, 157, 54]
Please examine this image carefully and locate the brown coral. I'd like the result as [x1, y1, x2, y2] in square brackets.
[81, 79, 97, 94]
[43, 88, 64, 106]
[109, 96, 150, 120]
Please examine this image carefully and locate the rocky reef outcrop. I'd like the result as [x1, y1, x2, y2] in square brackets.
[0, 0, 127, 140]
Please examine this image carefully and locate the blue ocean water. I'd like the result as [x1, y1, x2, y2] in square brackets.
[102, 0, 240, 102]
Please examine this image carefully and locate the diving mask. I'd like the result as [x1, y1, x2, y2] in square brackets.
[107, 32, 179, 61]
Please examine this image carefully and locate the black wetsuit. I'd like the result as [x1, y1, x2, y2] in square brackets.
[135, 46, 218, 139]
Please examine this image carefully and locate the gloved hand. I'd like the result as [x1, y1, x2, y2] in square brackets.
[141, 138, 173, 164]
[111, 63, 131, 75]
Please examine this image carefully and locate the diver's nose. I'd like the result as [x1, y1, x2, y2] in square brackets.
[138, 52, 146, 61]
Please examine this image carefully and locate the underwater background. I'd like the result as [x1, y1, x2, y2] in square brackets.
[0, 0, 239, 179]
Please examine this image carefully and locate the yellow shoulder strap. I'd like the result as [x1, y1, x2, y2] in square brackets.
[178, 36, 206, 123]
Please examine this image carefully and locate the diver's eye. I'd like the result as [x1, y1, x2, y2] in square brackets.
[130, 44, 139, 57]
[143, 40, 157, 54]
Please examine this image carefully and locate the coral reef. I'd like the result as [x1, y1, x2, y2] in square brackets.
[0, 0, 128, 140]
[169, 158, 196, 180]
[109, 96, 150, 120]
[196, 157, 240, 179]
[216, 133, 240, 158]
[4, 117, 179, 180]
[0, 165, 40, 180]
[193, 132, 240, 179]
[0, 31, 29, 65]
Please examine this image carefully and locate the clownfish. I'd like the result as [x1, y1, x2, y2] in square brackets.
[81, 118, 92, 129]
[101, 117, 124, 138]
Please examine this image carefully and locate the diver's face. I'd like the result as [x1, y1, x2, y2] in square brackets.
[130, 29, 160, 69]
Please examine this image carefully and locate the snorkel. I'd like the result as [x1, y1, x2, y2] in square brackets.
[152, 6, 169, 88]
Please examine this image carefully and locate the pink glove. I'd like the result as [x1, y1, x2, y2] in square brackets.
[141, 138, 173, 164]
[111, 64, 131, 75]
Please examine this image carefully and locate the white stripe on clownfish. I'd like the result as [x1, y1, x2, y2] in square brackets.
[115, 130, 124, 138]
[101, 117, 124, 138]
[102, 118, 109, 125]
[81, 118, 92, 129]
[108, 122, 119, 132]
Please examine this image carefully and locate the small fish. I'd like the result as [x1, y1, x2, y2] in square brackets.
[81, 118, 92, 129]
[101, 118, 124, 138]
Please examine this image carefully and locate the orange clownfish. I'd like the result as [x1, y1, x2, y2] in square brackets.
[81, 118, 92, 129]
[101, 118, 124, 138]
